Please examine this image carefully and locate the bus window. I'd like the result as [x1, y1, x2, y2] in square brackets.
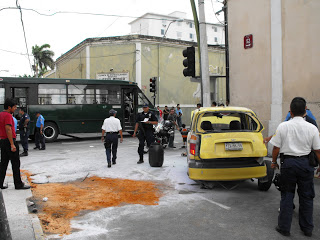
[138, 91, 151, 106]
[0, 84, 4, 104]
[38, 84, 67, 105]
[68, 85, 95, 104]
[95, 88, 108, 104]
[96, 85, 121, 104]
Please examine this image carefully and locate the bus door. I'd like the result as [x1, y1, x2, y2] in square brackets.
[122, 88, 136, 131]
[10, 87, 28, 119]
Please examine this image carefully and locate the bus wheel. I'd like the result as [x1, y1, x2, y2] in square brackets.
[258, 160, 274, 191]
[43, 122, 59, 142]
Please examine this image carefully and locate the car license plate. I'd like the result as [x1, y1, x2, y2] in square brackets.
[225, 142, 243, 151]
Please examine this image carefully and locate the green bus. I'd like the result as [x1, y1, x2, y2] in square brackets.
[0, 77, 155, 142]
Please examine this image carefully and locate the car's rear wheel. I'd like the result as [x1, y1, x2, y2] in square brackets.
[43, 122, 59, 142]
[258, 160, 274, 191]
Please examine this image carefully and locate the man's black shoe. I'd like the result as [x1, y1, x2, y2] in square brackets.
[108, 164, 111, 168]
[303, 231, 312, 237]
[20, 151, 28, 157]
[0, 184, 8, 189]
[137, 160, 144, 164]
[112, 162, 116, 165]
[275, 226, 290, 236]
[39, 148, 45, 150]
[15, 184, 31, 190]
[34, 147, 40, 150]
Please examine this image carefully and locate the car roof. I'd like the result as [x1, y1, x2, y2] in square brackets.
[197, 106, 256, 114]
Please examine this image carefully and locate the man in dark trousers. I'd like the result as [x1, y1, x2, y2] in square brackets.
[270, 97, 320, 237]
[0, 98, 30, 190]
[101, 109, 123, 168]
[163, 106, 169, 120]
[133, 104, 158, 164]
[19, 107, 30, 157]
[34, 112, 45, 150]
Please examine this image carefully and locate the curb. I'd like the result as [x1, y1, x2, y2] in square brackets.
[31, 214, 45, 240]
[0, 189, 12, 240]
[21, 173, 46, 240]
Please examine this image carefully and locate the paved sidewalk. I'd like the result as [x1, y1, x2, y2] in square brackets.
[1, 168, 44, 240]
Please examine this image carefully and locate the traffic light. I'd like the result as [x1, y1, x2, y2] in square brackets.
[150, 77, 156, 92]
[182, 46, 195, 77]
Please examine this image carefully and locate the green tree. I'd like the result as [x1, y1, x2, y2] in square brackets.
[32, 44, 54, 77]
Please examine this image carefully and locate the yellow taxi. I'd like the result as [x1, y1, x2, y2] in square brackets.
[187, 106, 274, 191]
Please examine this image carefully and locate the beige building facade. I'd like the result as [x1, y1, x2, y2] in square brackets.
[227, 0, 320, 141]
[46, 35, 226, 124]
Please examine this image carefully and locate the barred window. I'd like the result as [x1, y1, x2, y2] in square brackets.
[96, 85, 121, 104]
[38, 84, 67, 105]
[67, 85, 95, 104]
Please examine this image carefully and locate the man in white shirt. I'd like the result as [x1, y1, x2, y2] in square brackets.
[270, 97, 320, 237]
[101, 109, 123, 168]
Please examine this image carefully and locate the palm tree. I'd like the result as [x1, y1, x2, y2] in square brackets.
[32, 44, 54, 77]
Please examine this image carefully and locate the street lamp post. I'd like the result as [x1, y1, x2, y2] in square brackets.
[157, 18, 184, 105]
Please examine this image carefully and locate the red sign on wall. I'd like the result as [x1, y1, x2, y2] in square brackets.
[244, 34, 253, 49]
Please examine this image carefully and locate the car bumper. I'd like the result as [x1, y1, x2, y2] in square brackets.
[188, 165, 267, 181]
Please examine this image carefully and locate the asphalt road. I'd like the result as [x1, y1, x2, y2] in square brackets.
[20, 132, 320, 240]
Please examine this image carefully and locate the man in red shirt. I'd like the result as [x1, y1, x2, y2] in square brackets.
[0, 98, 30, 189]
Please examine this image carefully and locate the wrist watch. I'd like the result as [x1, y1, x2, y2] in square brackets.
[271, 161, 277, 164]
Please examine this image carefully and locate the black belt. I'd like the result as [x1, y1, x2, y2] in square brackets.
[283, 155, 309, 159]
[106, 132, 118, 134]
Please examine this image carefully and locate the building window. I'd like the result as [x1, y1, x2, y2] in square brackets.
[189, 22, 193, 28]
[190, 33, 193, 39]
[214, 37, 218, 43]
[177, 32, 182, 38]
[213, 26, 217, 32]
[161, 29, 165, 35]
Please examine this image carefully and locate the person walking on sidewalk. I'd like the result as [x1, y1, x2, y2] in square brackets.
[270, 97, 320, 237]
[34, 112, 45, 150]
[0, 98, 30, 190]
[101, 109, 123, 168]
[176, 104, 183, 128]
[168, 108, 180, 148]
[133, 104, 158, 164]
[19, 107, 30, 157]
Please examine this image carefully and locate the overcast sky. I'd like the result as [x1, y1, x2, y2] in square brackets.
[0, 0, 224, 77]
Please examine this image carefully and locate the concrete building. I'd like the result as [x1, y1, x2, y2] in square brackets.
[227, 0, 320, 143]
[45, 35, 226, 123]
[129, 12, 225, 45]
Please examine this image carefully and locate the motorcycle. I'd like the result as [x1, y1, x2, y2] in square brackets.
[154, 120, 175, 148]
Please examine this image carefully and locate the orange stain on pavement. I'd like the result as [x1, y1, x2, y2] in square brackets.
[21, 171, 162, 236]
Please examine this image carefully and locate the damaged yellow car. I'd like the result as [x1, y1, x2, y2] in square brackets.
[187, 107, 274, 191]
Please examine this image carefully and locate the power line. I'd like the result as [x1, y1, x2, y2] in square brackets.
[0, 7, 185, 22]
[210, 0, 225, 25]
[0, 48, 31, 56]
[15, 1, 33, 74]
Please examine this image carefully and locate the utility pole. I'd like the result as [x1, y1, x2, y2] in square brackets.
[224, 0, 230, 103]
[198, 0, 211, 107]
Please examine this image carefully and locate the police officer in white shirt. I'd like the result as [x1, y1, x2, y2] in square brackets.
[101, 109, 123, 168]
[270, 97, 320, 237]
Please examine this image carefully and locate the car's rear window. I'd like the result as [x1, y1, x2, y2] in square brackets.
[196, 111, 259, 133]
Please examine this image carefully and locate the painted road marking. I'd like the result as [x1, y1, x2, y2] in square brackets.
[198, 195, 231, 210]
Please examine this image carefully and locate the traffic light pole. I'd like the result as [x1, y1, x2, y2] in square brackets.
[198, 0, 211, 107]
